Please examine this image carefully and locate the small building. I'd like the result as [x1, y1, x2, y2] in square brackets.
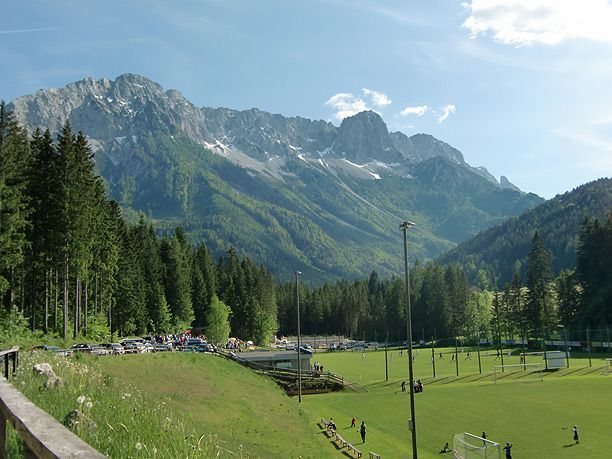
[238, 348, 312, 371]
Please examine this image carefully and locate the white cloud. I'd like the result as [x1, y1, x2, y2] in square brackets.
[0, 27, 62, 35]
[325, 88, 391, 120]
[437, 104, 456, 123]
[462, 0, 612, 47]
[325, 93, 368, 120]
[362, 88, 392, 107]
[399, 105, 428, 117]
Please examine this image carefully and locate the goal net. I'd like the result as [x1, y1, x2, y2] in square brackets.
[453, 432, 501, 459]
[493, 363, 542, 384]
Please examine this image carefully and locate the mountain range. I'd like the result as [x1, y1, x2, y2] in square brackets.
[8, 74, 543, 281]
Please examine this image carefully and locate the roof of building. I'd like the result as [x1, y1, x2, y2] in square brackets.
[239, 349, 313, 361]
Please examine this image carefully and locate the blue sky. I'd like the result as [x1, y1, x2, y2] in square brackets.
[2, 0, 612, 198]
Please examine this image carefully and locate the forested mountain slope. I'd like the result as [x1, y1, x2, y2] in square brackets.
[437, 178, 612, 285]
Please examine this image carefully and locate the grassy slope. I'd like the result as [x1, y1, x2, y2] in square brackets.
[8, 351, 334, 459]
[93, 353, 333, 459]
[301, 348, 612, 459]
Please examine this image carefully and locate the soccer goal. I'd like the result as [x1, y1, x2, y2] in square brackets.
[453, 432, 501, 459]
[604, 358, 612, 376]
[492, 363, 543, 384]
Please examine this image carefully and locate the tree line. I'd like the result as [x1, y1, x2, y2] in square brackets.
[277, 221, 612, 344]
[0, 104, 277, 344]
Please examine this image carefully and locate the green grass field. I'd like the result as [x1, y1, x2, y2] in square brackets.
[301, 347, 612, 459]
[6, 348, 611, 458]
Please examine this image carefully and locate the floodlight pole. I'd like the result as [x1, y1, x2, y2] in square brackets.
[587, 327, 592, 367]
[454, 336, 459, 376]
[476, 331, 482, 374]
[295, 271, 302, 403]
[401, 221, 418, 459]
[431, 335, 436, 378]
[385, 336, 389, 381]
[559, 325, 569, 368]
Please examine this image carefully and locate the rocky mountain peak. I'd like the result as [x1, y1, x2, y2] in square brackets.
[334, 111, 402, 164]
[500, 175, 521, 191]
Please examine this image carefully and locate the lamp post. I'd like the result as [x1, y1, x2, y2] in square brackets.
[295, 271, 302, 403]
[558, 324, 569, 368]
[400, 220, 418, 459]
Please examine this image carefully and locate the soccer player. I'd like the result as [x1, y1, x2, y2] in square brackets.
[482, 432, 487, 446]
[360, 421, 367, 443]
[573, 425, 579, 444]
[503, 442, 512, 458]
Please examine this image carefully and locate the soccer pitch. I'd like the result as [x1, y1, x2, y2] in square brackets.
[301, 347, 612, 459]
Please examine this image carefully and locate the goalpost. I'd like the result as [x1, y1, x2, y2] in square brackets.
[493, 363, 543, 384]
[453, 432, 501, 459]
[604, 358, 612, 376]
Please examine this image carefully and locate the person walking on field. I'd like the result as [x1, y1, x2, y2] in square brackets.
[573, 425, 579, 444]
[360, 421, 367, 443]
[351, 416, 356, 428]
[503, 442, 513, 459]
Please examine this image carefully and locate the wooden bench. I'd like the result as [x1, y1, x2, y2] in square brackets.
[346, 442, 362, 457]
[318, 417, 362, 458]
[369, 452, 382, 459]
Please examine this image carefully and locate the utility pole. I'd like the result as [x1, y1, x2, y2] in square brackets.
[401, 221, 418, 459]
[295, 271, 302, 403]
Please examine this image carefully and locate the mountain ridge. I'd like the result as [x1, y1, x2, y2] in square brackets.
[7, 73, 544, 281]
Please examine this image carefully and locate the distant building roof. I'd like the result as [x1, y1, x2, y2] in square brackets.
[239, 349, 312, 362]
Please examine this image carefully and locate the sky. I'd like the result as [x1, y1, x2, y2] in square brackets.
[2, 0, 612, 199]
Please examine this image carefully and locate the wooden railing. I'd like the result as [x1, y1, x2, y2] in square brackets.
[1, 347, 18, 381]
[0, 347, 106, 458]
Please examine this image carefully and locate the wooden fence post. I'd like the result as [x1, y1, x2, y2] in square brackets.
[0, 410, 6, 459]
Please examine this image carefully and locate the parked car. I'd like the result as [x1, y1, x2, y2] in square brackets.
[33, 345, 73, 356]
[153, 342, 171, 352]
[120, 339, 146, 354]
[100, 343, 125, 355]
[183, 338, 206, 352]
[70, 343, 107, 356]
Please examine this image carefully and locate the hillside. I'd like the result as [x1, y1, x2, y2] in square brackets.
[12, 351, 332, 458]
[437, 177, 612, 284]
[8, 74, 543, 281]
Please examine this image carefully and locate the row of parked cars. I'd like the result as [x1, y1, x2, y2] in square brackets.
[328, 341, 372, 351]
[34, 338, 217, 356]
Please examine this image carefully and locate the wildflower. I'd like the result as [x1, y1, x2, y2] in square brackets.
[85, 401, 93, 409]
[135, 442, 143, 450]
[76, 395, 86, 405]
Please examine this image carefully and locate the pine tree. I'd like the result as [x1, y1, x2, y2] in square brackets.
[28, 128, 63, 332]
[525, 231, 555, 338]
[160, 228, 194, 329]
[0, 103, 31, 307]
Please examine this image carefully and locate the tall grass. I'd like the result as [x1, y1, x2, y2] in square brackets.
[5, 351, 241, 458]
